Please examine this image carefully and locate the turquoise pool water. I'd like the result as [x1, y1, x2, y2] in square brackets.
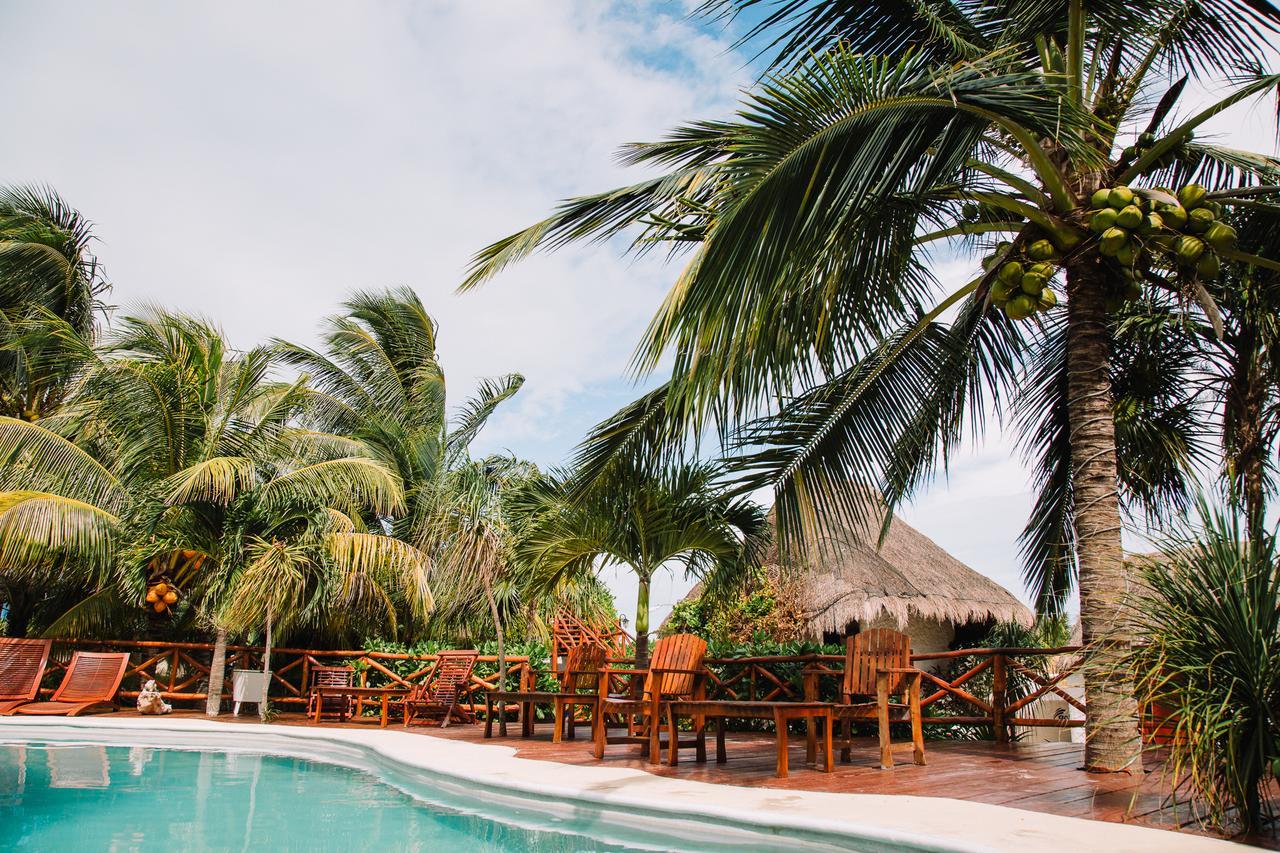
[0, 743, 673, 852]
[0, 742, 867, 852]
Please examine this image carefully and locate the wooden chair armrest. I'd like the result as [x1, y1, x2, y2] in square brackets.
[878, 667, 922, 675]
[648, 667, 704, 676]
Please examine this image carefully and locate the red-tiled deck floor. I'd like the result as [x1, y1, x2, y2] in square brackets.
[89, 710, 1279, 847]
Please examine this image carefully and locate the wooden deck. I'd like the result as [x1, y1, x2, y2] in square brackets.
[109, 709, 1274, 847]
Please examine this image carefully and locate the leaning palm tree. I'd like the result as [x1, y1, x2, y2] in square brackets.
[518, 459, 769, 663]
[462, 2, 1280, 771]
[0, 310, 432, 714]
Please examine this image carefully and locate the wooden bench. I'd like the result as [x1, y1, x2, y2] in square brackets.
[665, 700, 834, 778]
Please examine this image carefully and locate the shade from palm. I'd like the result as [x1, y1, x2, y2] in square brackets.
[517, 459, 769, 663]
[463, 1, 1280, 770]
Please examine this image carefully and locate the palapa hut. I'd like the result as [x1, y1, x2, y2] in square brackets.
[671, 499, 1032, 660]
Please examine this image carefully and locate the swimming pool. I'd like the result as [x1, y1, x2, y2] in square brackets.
[0, 742, 857, 852]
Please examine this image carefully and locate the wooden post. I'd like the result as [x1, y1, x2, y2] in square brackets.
[259, 609, 272, 722]
[876, 671, 893, 769]
[992, 653, 1008, 744]
[804, 669, 818, 764]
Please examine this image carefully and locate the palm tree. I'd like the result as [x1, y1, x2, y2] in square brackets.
[462, 2, 1280, 770]
[0, 310, 432, 715]
[0, 185, 107, 635]
[518, 459, 769, 663]
[418, 455, 539, 695]
[275, 288, 525, 643]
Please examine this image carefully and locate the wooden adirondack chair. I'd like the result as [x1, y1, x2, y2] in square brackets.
[592, 634, 707, 763]
[484, 642, 607, 741]
[4, 651, 128, 717]
[830, 628, 925, 769]
[306, 666, 357, 722]
[403, 651, 478, 728]
[0, 638, 52, 714]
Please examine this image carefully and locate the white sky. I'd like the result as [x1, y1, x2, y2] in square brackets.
[3, 2, 1276, 631]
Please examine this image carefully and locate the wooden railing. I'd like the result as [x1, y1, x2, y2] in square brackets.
[37, 638, 1083, 734]
[795, 646, 1085, 739]
[43, 638, 534, 712]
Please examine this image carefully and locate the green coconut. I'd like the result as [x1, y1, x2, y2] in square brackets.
[1027, 239, 1056, 261]
[1005, 294, 1037, 320]
[1037, 288, 1058, 310]
[1205, 222, 1237, 252]
[1090, 208, 1119, 233]
[1114, 242, 1138, 267]
[1187, 207, 1215, 233]
[1175, 235, 1206, 264]
[1090, 188, 1112, 209]
[1029, 262, 1055, 278]
[1178, 183, 1208, 209]
[1115, 205, 1144, 229]
[990, 280, 1017, 303]
[1138, 212, 1164, 235]
[1108, 186, 1135, 209]
[1195, 252, 1220, 280]
[1100, 227, 1128, 256]
[1159, 204, 1188, 229]
[1020, 272, 1048, 295]
[998, 261, 1024, 283]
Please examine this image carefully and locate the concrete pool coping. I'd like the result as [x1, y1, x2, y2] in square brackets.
[0, 716, 1230, 852]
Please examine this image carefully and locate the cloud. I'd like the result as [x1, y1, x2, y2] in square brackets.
[0, 0, 745, 466]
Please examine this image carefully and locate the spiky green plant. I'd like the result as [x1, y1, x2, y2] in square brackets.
[1128, 502, 1280, 835]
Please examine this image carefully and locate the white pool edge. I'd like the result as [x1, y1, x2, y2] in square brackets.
[0, 716, 1230, 852]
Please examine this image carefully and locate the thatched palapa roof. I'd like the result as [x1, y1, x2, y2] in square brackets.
[786, 498, 1032, 634]
[676, 498, 1032, 638]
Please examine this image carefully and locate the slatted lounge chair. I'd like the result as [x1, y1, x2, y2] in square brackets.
[592, 633, 707, 763]
[403, 651, 478, 728]
[307, 666, 357, 722]
[5, 651, 129, 717]
[484, 642, 607, 741]
[0, 638, 52, 715]
[830, 628, 926, 769]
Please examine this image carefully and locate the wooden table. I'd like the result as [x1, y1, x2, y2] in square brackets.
[483, 690, 598, 742]
[665, 701, 835, 778]
[310, 686, 409, 727]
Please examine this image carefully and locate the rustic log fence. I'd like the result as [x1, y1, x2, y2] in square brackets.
[39, 638, 533, 715]
[35, 638, 1083, 734]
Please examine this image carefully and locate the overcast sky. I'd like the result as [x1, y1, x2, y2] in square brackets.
[4, 2, 1277, 631]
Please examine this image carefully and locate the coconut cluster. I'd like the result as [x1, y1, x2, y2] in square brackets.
[145, 580, 180, 614]
[1088, 182, 1236, 307]
[986, 238, 1060, 320]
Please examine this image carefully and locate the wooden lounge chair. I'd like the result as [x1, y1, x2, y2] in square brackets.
[484, 642, 607, 741]
[403, 650, 478, 728]
[829, 628, 926, 769]
[4, 651, 129, 717]
[307, 666, 357, 722]
[0, 638, 52, 714]
[592, 633, 706, 763]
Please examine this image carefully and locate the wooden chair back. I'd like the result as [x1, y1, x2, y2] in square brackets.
[53, 652, 129, 703]
[843, 628, 912, 700]
[415, 651, 477, 706]
[644, 634, 707, 698]
[0, 638, 52, 702]
[310, 666, 355, 690]
[560, 643, 607, 693]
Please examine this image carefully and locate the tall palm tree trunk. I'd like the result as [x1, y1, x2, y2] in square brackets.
[260, 610, 272, 722]
[205, 627, 228, 717]
[634, 572, 651, 665]
[1066, 258, 1141, 773]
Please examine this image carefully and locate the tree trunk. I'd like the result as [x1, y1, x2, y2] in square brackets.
[1066, 258, 1142, 773]
[205, 627, 228, 717]
[259, 610, 272, 722]
[634, 573, 651, 665]
[482, 576, 507, 692]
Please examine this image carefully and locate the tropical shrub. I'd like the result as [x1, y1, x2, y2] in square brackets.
[663, 564, 807, 645]
[1128, 503, 1280, 835]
